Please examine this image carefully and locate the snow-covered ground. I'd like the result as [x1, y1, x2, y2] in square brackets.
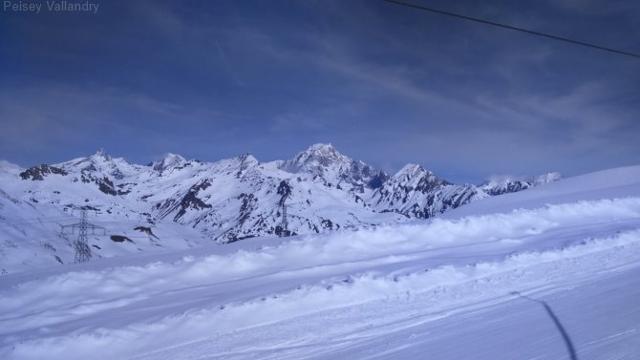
[1, 165, 639, 359]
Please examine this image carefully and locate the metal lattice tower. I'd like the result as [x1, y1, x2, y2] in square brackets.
[60, 209, 106, 263]
[276, 181, 291, 234]
[280, 202, 288, 230]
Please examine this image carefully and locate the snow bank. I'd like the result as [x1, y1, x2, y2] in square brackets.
[5, 227, 640, 360]
[3, 197, 640, 304]
[1, 197, 640, 336]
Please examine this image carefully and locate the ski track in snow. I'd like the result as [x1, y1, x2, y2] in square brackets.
[1, 196, 640, 359]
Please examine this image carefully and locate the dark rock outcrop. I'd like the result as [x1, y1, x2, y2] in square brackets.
[20, 165, 67, 181]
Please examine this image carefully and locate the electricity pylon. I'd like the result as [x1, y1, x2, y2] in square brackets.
[59, 209, 106, 263]
[276, 181, 291, 236]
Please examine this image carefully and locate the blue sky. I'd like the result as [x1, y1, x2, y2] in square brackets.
[1, 0, 639, 183]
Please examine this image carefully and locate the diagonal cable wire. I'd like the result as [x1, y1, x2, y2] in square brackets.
[383, 0, 640, 60]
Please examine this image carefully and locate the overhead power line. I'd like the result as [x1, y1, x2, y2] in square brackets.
[383, 0, 640, 60]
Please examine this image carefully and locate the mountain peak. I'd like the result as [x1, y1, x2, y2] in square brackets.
[92, 148, 112, 161]
[296, 143, 344, 163]
[153, 153, 187, 172]
[306, 143, 337, 153]
[236, 153, 259, 166]
[395, 163, 430, 178]
[386, 163, 449, 192]
[481, 172, 561, 196]
[279, 143, 386, 190]
[483, 172, 561, 187]
[237, 153, 257, 161]
[283, 143, 350, 174]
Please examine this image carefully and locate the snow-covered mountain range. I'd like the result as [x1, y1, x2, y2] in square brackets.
[0, 144, 559, 273]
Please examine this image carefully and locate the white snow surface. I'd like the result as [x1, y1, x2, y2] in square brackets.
[1, 165, 640, 359]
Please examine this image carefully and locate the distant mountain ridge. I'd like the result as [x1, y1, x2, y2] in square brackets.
[0, 144, 560, 273]
[480, 173, 562, 196]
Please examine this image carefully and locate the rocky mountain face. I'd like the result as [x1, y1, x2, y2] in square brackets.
[480, 173, 562, 196]
[371, 164, 488, 218]
[0, 144, 559, 273]
[279, 143, 388, 193]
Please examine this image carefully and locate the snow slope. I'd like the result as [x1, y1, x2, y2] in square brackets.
[448, 165, 640, 217]
[0, 165, 639, 359]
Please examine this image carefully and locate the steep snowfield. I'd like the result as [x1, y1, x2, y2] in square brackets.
[0, 165, 639, 359]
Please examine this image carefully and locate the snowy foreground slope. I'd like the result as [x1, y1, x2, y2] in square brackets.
[1, 165, 640, 359]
